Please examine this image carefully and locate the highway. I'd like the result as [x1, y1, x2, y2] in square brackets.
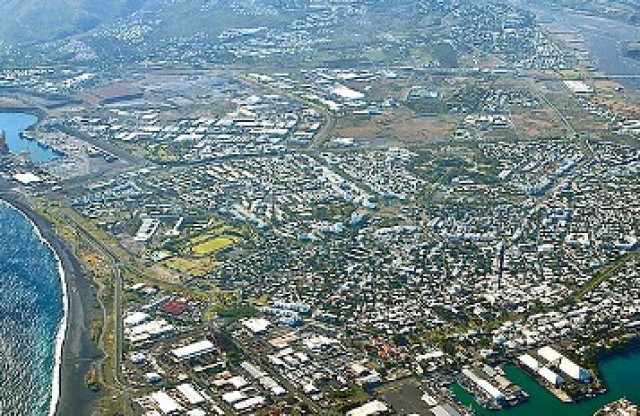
[238, 73, 337, 151]
[56, 211, 127, 392]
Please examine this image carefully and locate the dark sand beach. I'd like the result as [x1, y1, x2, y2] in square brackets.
[0, 183, 102, 416]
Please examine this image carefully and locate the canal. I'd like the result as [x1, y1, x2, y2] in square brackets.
[452, 351, 640, 415]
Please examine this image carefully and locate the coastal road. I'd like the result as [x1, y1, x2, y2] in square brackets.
[56, 211, 127, 392]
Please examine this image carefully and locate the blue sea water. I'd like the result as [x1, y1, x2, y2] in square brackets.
[452, 352, 640, 416]
[0, 113, 60, 163]
[0, 202, 64, 416]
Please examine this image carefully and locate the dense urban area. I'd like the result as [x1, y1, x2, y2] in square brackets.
[0, 0, 638, 416]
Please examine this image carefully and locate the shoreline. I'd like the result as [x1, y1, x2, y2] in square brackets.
[0, 111, 65, 160]
[0, 189, 102, 415]
[0, 198, 69, 416]
[0, 106, 47, 121]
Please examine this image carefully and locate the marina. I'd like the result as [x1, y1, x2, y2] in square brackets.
[0, 112, 62, 162]
[451, 351, 640, 416]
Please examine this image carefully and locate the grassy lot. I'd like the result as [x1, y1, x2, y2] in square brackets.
[164, 256, 219, 277]
[183, 223, 243, 256]
[192, 235, 239, 255]
[158, 222, 245, 277]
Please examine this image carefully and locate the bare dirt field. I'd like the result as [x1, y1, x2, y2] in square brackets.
[333, 107, 458, 147]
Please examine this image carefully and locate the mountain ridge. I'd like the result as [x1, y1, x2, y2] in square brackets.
[0, 0, 153, 45]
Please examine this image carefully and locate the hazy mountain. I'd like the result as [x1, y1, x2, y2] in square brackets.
[0, 0, 153, 45]
[0, 0, 309, 47]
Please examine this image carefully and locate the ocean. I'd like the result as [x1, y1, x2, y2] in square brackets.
[0, 201, 65, 416]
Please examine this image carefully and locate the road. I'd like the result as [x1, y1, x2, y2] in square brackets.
[56, 211, 127, 392]
[309, 102, 337, 150]
[230, 331, 325, 414]
[532, 88, 595, 158]
[238, 73, 337, 150]
[53, 123, 147, 167]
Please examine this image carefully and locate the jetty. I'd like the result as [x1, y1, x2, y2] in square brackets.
[0, 129, 9, 154]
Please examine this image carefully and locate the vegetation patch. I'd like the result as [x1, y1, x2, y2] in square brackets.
[192, 235, 238, 255]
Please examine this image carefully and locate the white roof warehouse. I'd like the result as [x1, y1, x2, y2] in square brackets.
[172, 339, 216, 361]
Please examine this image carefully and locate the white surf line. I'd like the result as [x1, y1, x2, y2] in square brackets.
[0, 200, 69, 416]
